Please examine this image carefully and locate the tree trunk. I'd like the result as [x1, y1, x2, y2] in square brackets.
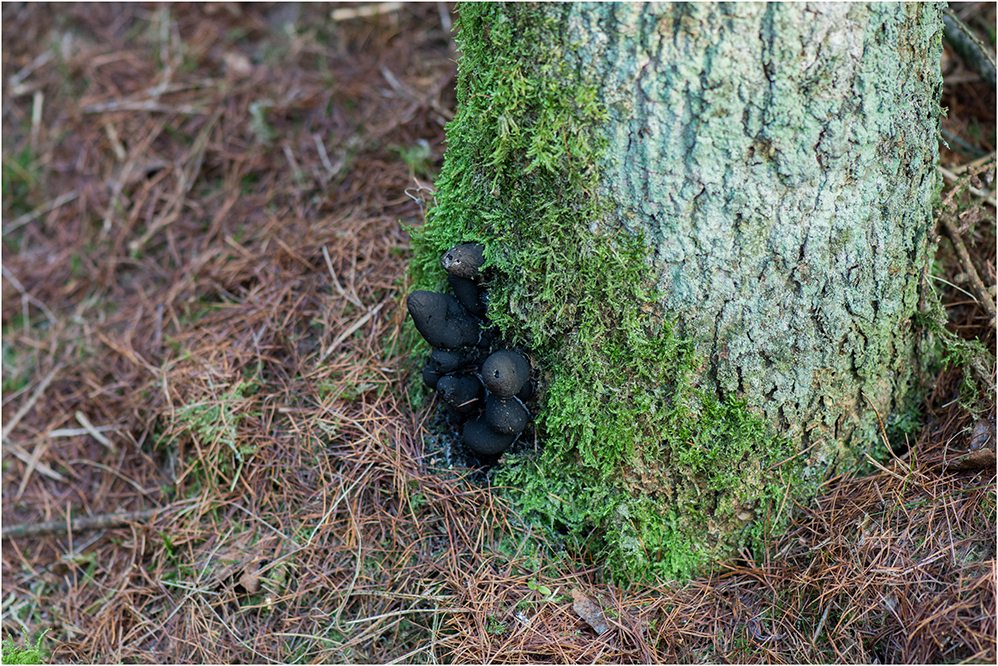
[412, 2, 943, 580]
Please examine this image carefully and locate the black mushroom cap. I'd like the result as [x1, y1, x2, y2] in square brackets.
[436, 374, 484, 414]
[463, 416, 517, 456]
[485, 396, 529, 435]
[441, 243, 485, 281]
[421, 366, 441, 390]
[448, 274, 488, 318]
[444, 404, 469, 427]
[481, 350, 530, 398]
[412, 243, 539, 464]
[406, 290, 482, 349]
[428, 347, 482, 375]
[516, 379, 534, 402]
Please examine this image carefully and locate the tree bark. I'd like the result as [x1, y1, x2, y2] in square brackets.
[412, 2, 943, 580]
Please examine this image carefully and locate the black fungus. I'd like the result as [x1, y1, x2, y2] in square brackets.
[407, 243, 539, 466]
[448, 274, 488, 318]
[406, 290, 482, 349]
[444, 404, 469, 427]
[463, 415, 517, 456]
[436, 374, 484, 414]
[516, 380, 534, 402]
[421, 366, 441, 390]
[485, 396, 529, 435]
[428, 347, 481, 375]
[482, 350, 530, 398]
[441, 243, 485, 281]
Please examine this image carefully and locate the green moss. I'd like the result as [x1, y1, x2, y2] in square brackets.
[410, 2, 806, 582]
[172, 380, 260, 492]
[498, 354, 803, 582]
[2, 633, 47, 665]
[410, 2, 609, 314]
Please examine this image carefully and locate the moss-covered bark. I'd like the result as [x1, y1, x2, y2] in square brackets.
[411, 2, 943, 581]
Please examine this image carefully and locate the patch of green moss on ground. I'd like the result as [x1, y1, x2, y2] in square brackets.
[410, 2, 805, 582]
[2, 634, 47, 665]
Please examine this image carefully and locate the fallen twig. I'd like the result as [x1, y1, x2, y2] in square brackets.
[74, 411, 116, 452]
[1, 264, 57, 325]
[952, 152, 996, 176]
[942, 7, 996, 90]
[2, 507, 167, 539]
[937, 165, 997, 207]
[82, 99, 204, 115]
[940, 212, 997, 327]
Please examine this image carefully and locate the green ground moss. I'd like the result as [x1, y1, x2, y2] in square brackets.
[410, 2, 806, 582]
[2, 634, 47, 665]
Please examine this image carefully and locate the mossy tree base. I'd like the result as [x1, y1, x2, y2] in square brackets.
[411, 2, 943, 581]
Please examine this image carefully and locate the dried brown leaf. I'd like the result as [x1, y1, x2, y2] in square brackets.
[571, 588, 611, 635]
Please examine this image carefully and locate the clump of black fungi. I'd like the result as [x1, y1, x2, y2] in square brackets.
[407, 243, 534, 466]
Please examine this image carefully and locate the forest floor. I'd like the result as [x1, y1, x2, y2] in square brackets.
[2, 3, 995, 663]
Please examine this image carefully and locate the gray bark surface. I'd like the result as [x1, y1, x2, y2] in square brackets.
[569, 3, 941, 455]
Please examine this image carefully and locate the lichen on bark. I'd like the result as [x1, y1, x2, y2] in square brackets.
[578, 3, 943, 462]
[410, 2, 943, 581]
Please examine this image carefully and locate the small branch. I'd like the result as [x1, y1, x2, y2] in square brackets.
[3, 441, 66, 482]
[103, 122, 127, 161]
[83, 99, 203, 115]
[8, 50, 53, 93]
[48, 425, 119, 438]
[940, 213, 997, 327]
[937, 165, 996, 207]
[2, 508, 167, 539]
[952, 152, 996, 176]
[75, 411, 116, 452]
[313, 134, 335, 182]
[942, 7, 996, 90]
[30, 90, 43, 153]
[811, 603, 831, 646]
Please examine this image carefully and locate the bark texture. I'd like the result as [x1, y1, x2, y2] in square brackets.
[577, 2, 942, 460]
[411, 2, 943, 580]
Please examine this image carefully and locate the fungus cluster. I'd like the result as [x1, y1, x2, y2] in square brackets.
[407, 243, 533, 459]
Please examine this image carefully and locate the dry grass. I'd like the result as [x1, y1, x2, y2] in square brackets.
[2, 3, 995, 664]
